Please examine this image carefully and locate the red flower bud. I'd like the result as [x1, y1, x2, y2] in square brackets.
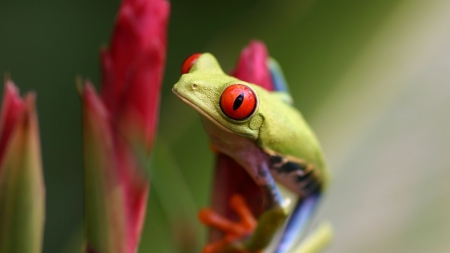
[0, 80, 25, 168]
[0, 79, 45, 253]
[81, 0, 170, 252]
[231, 40, 274, 91]
[101, 0, 170, 152]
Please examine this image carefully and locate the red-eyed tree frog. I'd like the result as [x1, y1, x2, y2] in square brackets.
[173, 52, 330, 253]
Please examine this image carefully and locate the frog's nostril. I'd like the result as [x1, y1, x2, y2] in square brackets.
[192, 84, 198, 90]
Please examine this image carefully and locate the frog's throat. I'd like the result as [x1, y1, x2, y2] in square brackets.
[172, 88, 234, 134]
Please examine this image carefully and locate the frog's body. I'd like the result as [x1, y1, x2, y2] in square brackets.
[197, 85, 327, 200]
[173, 53, 329, 252]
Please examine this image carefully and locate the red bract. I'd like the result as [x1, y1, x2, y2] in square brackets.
[0, 79, 45, 253]
[0, 81, 25, 169]
[231, 40, 274, 91]
[82, 82, 149, 253]
[101, 0, 170, 152]
[81, 0, 170, 252]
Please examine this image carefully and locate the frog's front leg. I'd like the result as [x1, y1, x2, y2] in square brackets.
[243, 163, 289, 251]
[199, 162, 289, 253]
[244, 204, 287, 251]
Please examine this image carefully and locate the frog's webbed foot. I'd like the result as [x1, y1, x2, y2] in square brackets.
[198, 194, 260, 253]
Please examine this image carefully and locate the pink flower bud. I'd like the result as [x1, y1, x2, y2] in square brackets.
[81, 0, 170, 252]
[0, 79, 45, 253]
[101, 0, 170, 152]
[231, 40, 274, 91]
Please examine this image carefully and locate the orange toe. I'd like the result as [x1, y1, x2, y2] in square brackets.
[199, 194, 258, 253]
[230, 195, 257, 230]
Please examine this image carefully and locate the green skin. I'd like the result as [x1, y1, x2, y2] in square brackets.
[173, 53, 329, 251]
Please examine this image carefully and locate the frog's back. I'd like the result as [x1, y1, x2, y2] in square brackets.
[252, 85, 329, 194]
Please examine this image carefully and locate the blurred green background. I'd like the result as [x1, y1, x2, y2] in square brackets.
[1, 0, 450, 252]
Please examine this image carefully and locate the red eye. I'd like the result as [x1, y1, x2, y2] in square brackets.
[220, 84, 257, 120]
[181, 53, 202, 74]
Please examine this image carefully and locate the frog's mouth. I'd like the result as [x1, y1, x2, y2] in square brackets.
[172, 88, 234, 134]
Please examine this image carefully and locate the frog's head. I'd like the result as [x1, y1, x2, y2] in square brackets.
[172, 53, 264, 140]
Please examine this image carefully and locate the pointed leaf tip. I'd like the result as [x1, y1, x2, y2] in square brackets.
[82, 81, 111, 124]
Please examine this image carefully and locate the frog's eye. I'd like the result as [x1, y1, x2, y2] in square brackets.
[181, 53, 202, 74]
[220, 84, 257, 120]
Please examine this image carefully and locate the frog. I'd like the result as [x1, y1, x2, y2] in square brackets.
[172, 52, 330, 253]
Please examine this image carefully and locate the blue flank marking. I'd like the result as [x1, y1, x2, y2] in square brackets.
[274, 193, 321, 253]
[268, 58, 291, 94]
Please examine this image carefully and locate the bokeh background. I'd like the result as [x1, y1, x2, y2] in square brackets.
[1, 0, 450, 252]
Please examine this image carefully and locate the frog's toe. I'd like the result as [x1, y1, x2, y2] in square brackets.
[198, 194, 258, 252]
[229, 195, 257, 231]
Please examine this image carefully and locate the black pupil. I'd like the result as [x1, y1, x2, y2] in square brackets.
[233, 93, 244, 111]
